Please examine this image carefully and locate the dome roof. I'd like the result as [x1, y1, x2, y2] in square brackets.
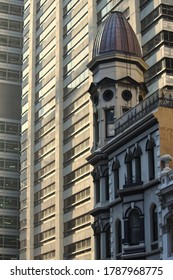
[93, 11, 142, 59]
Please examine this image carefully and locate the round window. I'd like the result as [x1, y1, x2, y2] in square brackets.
[122, 90, 132, 101]
[103, 90, 114, 101]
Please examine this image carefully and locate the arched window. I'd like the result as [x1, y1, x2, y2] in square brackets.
[151, 205, 158, 242]
[125, 151, 133, 186]
[116, 219, 122, 255]
[133, 146, 142, 184]
[146, 137, 155, 180]
[129, 209, 140, 245]
[112, 158, 120, 198]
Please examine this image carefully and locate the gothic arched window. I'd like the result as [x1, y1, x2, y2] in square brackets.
[151, 204, 158, 242]
[103, 168, 109, 201]
[129, 209, 140, 245]
[125, 151, 133, 186]
[133, 146, 142, 184]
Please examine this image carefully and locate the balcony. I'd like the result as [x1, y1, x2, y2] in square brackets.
[114, 89, 173, 137]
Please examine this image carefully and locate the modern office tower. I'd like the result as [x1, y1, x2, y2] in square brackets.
[0, 0, 23, 260]
[20, 0, 173, 260]
[20, 0, 95, 260]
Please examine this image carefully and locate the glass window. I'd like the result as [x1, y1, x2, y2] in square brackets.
[35, 118, 55, 142]
[64, 115, 89, 140]
[34, 183, 55, 204]
[64, 187, 90, 213]
[94, 112, 99, 148]
[0, 197, 18, 210]
[97, 1, 112, 23]
[0, 122, 5, 132]
[141, 6, 160, 32]
[143, 32, 162, 57]
[6, 123, 19, 135]
[105, 225, 111, 258]
[63, 0, 79, 17]
[35, 139, 55, 162]
[63, 4, 88, 36]
[64, 69, 88, 96]
[0, 235, 19, 248]
[64, 238, 90, 258]
[36, 4, 55, 28]
[152, 205, 158, 242]
[9, 36, 22, 48]
[64, 25, 88, 56]
[116, 220, 122, 255]
[105, 109, 115, 137]
[133, 146, 142, 183]
[64, 46, 89, 76]
[35, 57, 55, 82]
[125, 151, 133, 186]
[129, 210, 140, 245]
[1, 216, 18, 229]
[36, 38, 56, 63]
[36, 19, 56, 45]
[112, 159, 120, 198]
[0, 177, 19, 190]
[146, 137, 155, 180]
[35, 76, 55, 101]
[5, 159, 19, 172]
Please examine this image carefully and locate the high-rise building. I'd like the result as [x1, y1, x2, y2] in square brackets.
[21, 0, 173, 260]
[0, 0, 23, 260]
[20, 0, 95, 260]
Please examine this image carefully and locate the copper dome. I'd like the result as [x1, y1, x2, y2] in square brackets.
[93, 11, 142, 58]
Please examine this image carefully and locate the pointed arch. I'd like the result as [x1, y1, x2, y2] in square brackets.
[125, 150, 133, 185]
[133, 145, 142, 184]
[124, 207, 144, 246]
[150, 204, 158, 243]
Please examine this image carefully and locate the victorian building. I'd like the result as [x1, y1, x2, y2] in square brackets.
[87, 11, 173, 260]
